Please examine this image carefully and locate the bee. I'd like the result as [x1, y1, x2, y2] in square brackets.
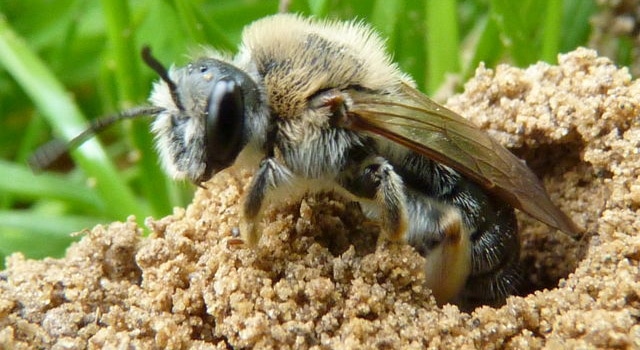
[31, 14, 582, 307]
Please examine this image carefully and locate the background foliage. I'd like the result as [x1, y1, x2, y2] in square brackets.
[0, 0, 601, 267]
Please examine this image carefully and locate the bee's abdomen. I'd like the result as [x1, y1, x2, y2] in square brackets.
[393, 152, 521, 307]
[438, 177, 520, 307]
[461, 199, 520, 307]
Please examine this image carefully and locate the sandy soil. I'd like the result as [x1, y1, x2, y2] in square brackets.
[1, 48, 639, 349]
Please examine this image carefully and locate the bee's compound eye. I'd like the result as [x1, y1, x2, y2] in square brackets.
[204, 80, 246, 176]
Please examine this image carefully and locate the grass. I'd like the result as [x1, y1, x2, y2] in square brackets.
[0, 0, 599, 267]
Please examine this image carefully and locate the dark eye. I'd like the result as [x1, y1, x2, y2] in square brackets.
[203, 80, 246, 177]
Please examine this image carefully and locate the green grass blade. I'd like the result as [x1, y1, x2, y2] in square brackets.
[171, 0, 235, 51]
[425, 0, 460, 93]
[561, 0, 597, 52]
[100, 0, 174, 217]
[0, 16, 144, 221]
[174, 0, 207, 44]
[308, 0, 331, 17]
[0, 159, 103, 211]
[541, 0, 562, 63]
[0, 210, 100, 238]
[0, 210, 102, 267]
[371, 0, 403, 48]
[464, 14, 503, 80]
[100, 0, 142, 100]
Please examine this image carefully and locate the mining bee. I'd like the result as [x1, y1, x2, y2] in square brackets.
[31, 14, 582, 306]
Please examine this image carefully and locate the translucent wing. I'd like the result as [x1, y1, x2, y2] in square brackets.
[343, 83, 582, 236]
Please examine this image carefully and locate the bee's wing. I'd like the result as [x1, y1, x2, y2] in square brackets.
[344, 83, 582, 236]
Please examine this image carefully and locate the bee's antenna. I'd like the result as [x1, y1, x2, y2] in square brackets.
[141, 46, 184, 111]
[28, 106, 164, 173]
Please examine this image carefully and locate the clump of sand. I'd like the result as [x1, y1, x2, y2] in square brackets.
[1, 48, 639, 349]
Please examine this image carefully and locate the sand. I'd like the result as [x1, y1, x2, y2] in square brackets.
[1, 48, 639, 349]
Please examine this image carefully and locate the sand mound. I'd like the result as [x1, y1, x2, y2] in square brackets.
[1, 48, 639, 349]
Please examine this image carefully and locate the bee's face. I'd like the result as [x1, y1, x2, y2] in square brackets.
[149, 58, 267, 183]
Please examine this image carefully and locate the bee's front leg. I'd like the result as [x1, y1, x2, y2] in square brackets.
[341, 156, 409, 241]
[241, 157, 293, 246]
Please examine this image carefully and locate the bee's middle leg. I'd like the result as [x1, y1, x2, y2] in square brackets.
[341, 156, 409, 241]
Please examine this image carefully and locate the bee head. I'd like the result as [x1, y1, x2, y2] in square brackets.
[29, 47, 266, 185]
[146, 50, 264, 184]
